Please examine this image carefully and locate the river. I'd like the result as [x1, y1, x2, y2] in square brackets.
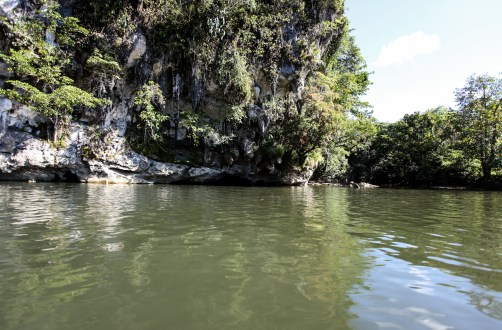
[0, 183, 501, 329]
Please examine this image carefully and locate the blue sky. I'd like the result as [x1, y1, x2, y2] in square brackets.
[345, 0, 502, 122]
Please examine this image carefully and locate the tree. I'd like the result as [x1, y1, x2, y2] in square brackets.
[362, 108, 479, 186]
[454, 74, 502, 182]
[0, 0, 108, 143]
[313, 27, 376, 180]
[133, 81, 168, 144]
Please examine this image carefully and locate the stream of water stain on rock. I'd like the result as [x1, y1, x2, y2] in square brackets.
[0, 183, 501, 329]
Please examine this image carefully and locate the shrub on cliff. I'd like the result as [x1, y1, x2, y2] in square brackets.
[0, 0, 108, 142]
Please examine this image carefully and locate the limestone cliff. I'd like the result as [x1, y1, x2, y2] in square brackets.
[0, 0, 368, 184]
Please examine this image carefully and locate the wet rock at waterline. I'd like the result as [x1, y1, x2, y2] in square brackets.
[0, 125, 307, 185]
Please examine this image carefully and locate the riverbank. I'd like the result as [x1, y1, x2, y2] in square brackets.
[309, 180, 502, 191]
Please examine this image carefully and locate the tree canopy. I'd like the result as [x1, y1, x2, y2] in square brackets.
[454, 74, 501, 182]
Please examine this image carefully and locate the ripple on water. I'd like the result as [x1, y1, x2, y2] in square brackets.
[0, 184, 501, 330]
[427, 256, 502, 273]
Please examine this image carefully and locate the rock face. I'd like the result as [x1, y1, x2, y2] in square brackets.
[125, 33, 147, 69]
[0, 124, 306, 184]
[0, 0, 20, 20]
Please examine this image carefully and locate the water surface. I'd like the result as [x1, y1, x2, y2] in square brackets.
[0, 183, 501, 329]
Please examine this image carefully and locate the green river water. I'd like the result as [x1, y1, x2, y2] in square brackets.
[0, 183, 501, 329]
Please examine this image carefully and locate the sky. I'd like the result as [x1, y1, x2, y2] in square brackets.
[345, 0, 502, 122]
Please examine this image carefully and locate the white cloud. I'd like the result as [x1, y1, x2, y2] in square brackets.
[373, 31, 441, 67]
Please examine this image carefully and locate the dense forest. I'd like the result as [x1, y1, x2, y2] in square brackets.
[0, 0, 500, 187]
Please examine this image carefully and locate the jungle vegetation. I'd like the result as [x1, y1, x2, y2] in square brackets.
[349, 74, 501, 188]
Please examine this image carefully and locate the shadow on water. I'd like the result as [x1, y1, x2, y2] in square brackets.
[0, 183, 369, 330]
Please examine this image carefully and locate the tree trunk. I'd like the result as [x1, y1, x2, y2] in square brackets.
[481, 162, 492, 184]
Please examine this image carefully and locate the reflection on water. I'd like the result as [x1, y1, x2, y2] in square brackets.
[0, 184, 501, 330]
[346, 189, 502, 329]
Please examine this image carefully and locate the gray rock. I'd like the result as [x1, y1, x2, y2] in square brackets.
[0, 0, 20, 19]
[126, 33, 147, 68]
[228, 164, 253, 175]
[169, 127, 187, 141]
[188, 167, 224, 182]
[103, 101, 130, 136]
[241, 138, 255, 159]
[147, 162, 188, 181]
[0, 0, 341, 187]
[280, 64, 296, 78]
[362, 182, 379, 188]
[0, 98, 12, 112]
[0, 62, 12, 78]
[7, 106, 42, 129]
[0, 98, 12, 135]
[45, 29, 56, 46]
[0, 126, 313, 185]
[106, 151, 151, 173]
[0, 129, 233, 184]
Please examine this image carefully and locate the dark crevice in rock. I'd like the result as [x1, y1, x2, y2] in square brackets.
[63, 170, 80, 183]
[211, 175, 255, 186]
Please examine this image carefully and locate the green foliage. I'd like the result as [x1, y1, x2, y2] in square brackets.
[318, 147, 349, 181]
[216, 49, 253, 104]
[304, 149, 325, 170]
[361, 108, 480, 186]
[350, 73, 502, 188]
[135, 0, 347, 103]
[179, 111, 217, 145]
[0, 1, 108, 142]
[134, 81, 168, 143]
[217, 105, 246, 124]
[85, 49, 121, 76]
[299, 71, 346, 155]
[265, 143, 286, 159]
[73, 0, 133, 29]
[325, 25, 371, 112]
[454, 73, 501, 182]
[261, 25, 374, 175]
